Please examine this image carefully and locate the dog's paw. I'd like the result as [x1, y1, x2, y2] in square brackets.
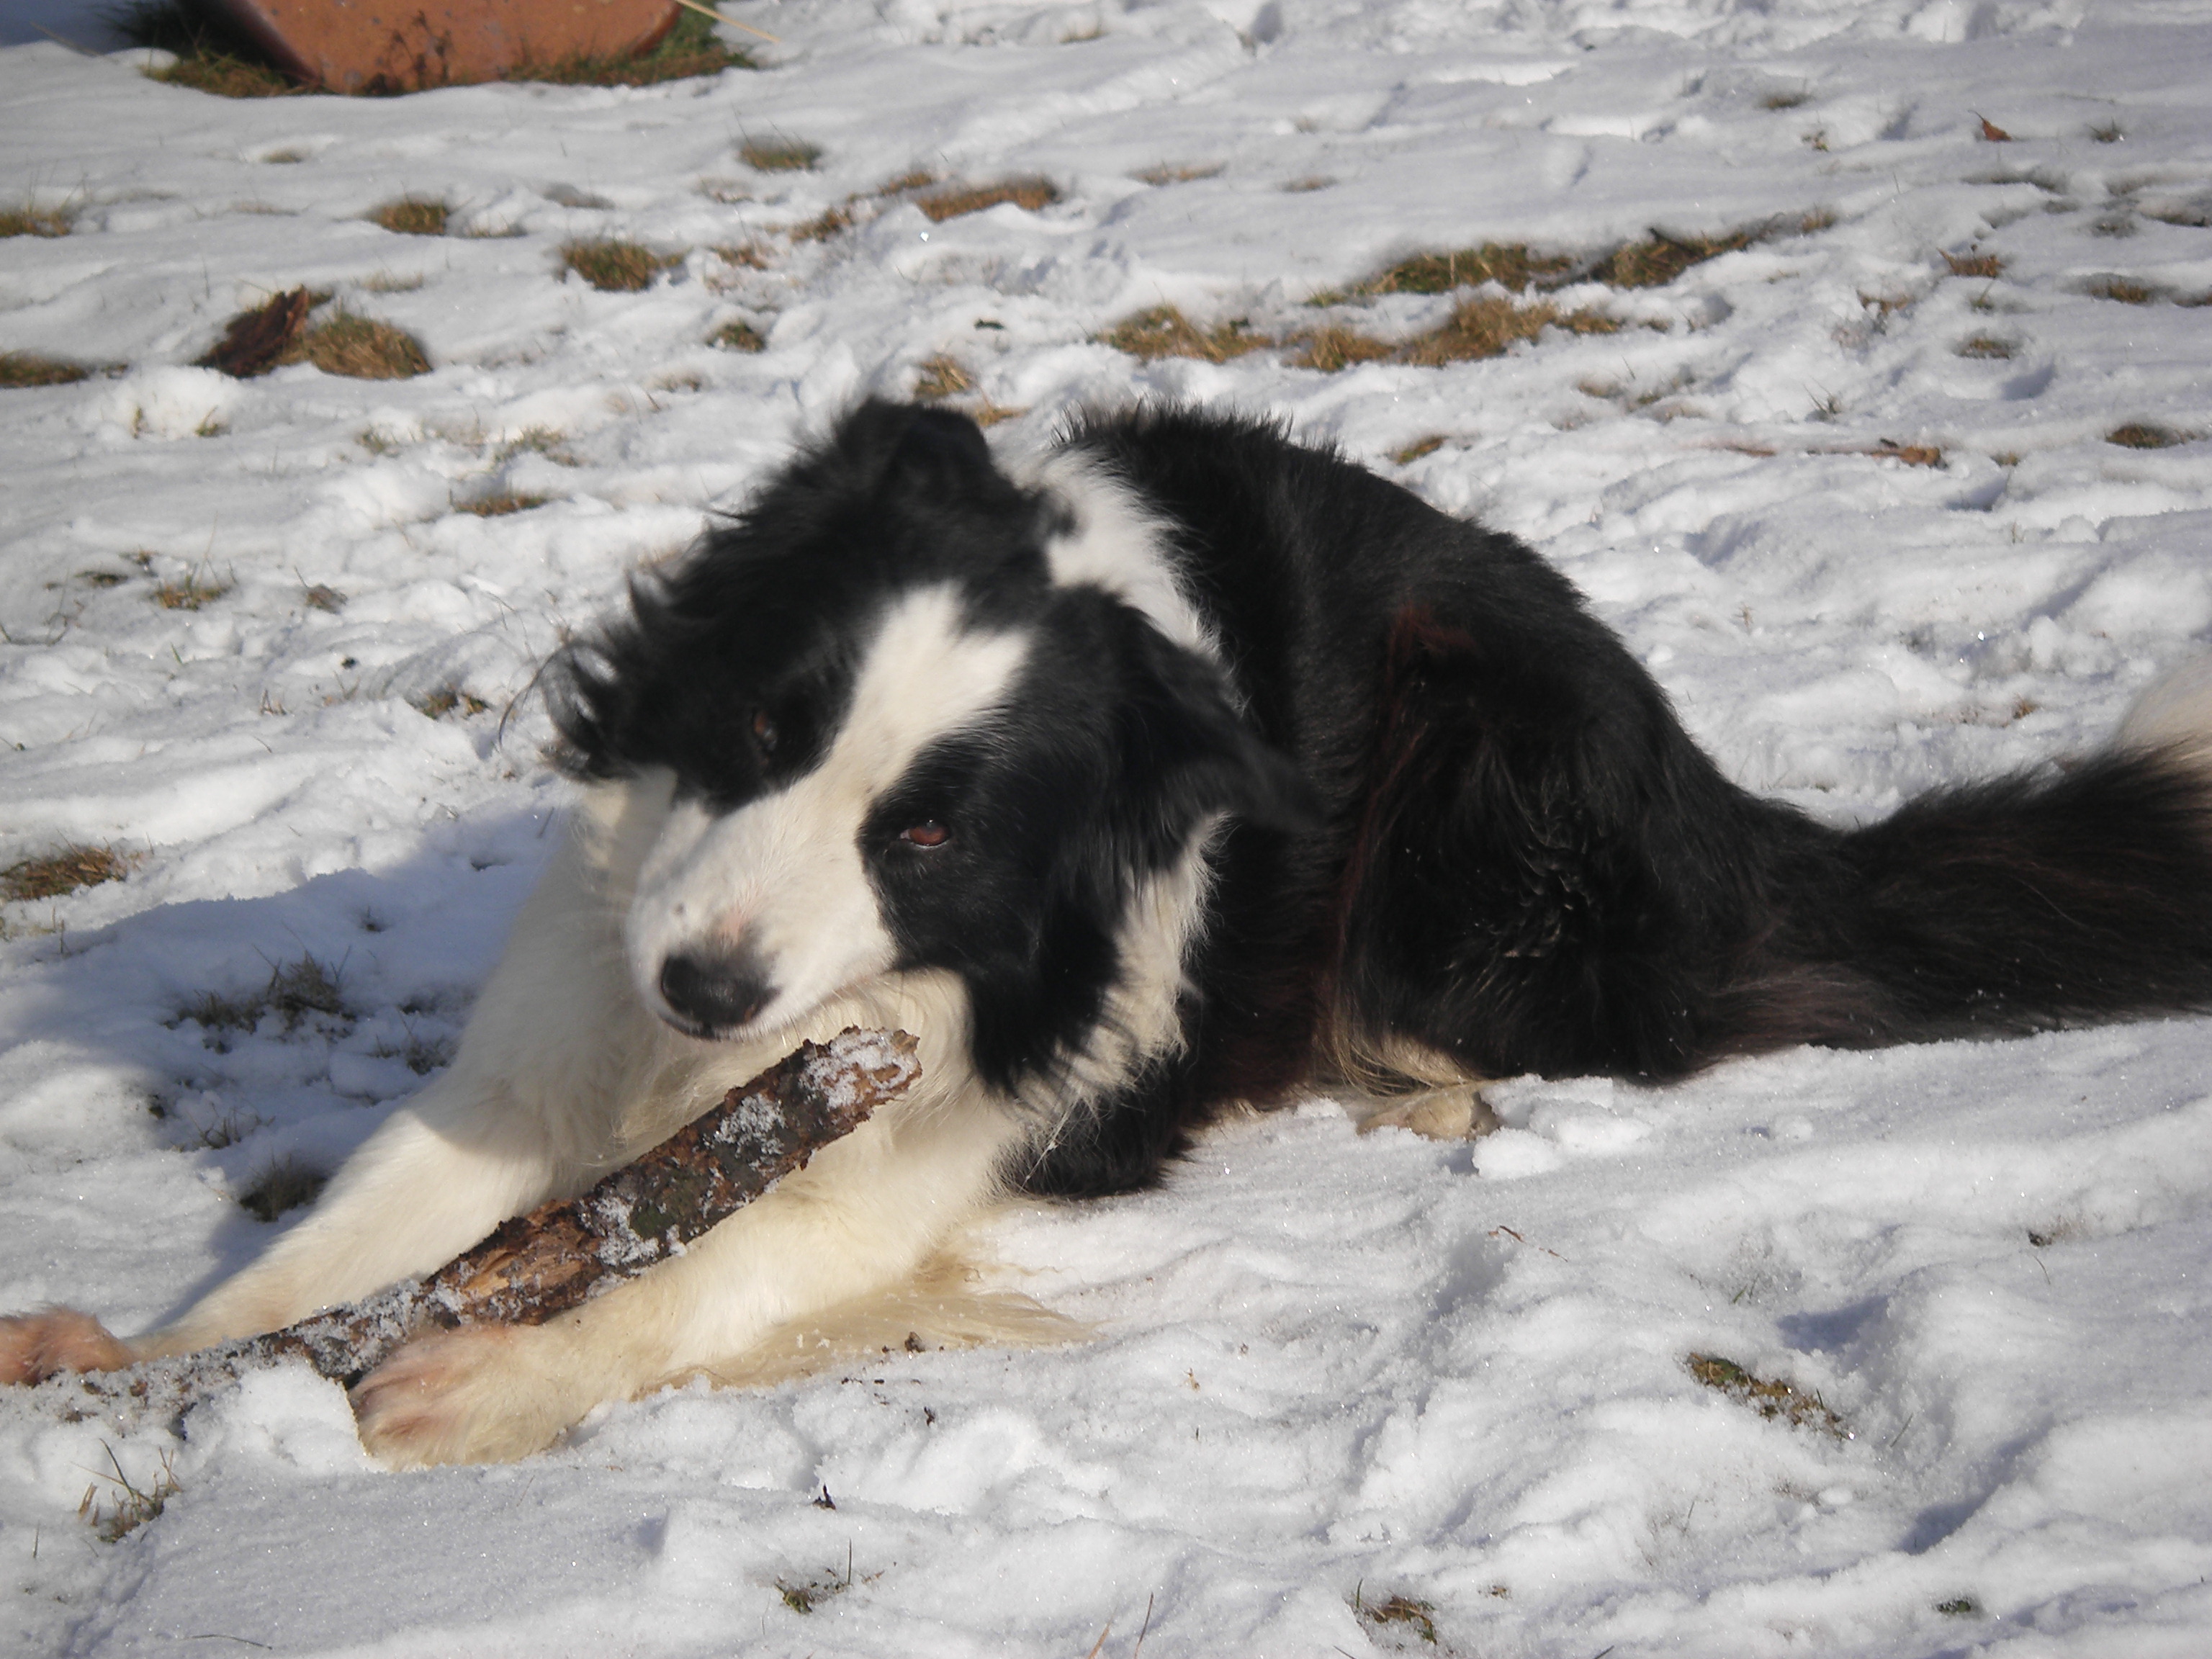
[1350, 1084, 1502, 1142]
[351, 1326, 582, 1469]
[0, 1308, 135, 1385]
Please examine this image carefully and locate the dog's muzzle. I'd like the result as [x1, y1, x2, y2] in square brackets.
[657, 946, 773, 1039]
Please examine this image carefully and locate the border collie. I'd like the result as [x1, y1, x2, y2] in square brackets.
[7, 401, 2212, 1465]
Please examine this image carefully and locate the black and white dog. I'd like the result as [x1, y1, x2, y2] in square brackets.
[8, 401, 2212, 1464]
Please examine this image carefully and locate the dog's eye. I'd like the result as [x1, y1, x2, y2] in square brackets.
[900, 821, 951, 849]
[748, 708, 778, 757]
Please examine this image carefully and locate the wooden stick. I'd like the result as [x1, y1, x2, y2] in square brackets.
[32, 1028, 915, 1429]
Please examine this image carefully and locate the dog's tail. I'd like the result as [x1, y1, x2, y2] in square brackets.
[1720, 657, 2212, 1055]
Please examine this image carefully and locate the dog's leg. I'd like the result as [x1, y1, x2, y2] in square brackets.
[2, 783, 725, 1378]
[351, 1087, 1024, 1467]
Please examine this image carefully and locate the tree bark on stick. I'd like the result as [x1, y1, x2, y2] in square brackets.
[31, 1028, 917, 1430]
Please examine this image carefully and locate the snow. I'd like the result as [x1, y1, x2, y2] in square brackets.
[4, 0, 2212, 1650]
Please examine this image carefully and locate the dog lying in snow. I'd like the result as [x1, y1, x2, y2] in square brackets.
[7, 401, 2212, 1466]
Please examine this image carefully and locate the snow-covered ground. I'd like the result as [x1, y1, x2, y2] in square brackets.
[4, 0, 2212, 1652]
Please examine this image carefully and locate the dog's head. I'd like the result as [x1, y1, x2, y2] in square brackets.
[546, 401, 1314, 1091]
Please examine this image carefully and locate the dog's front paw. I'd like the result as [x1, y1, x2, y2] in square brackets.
[351, 1325, 584, 1468]
[0, 1308, 135, 1385]
[1350, 1084, 1501, 1142]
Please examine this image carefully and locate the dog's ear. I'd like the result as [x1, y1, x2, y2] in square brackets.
[1118, 611, 1323, 841]
[833, 400, 1000, 498]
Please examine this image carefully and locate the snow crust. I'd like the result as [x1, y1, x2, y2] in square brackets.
[4, 0, 2212, 1651]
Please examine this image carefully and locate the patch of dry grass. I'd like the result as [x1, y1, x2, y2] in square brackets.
[1688, 1353, 1846, 1437]
[562, 238, 683, 292]
[2083, 275, 2156, 304]
[787, 204, 853, 243]
[0, 204, 72, 238]
[912, 355, 974, 400]
[1098, 305, 1271, 364]
[1347, 243, 1577, 300]
[1290, 325, 1398, 372]
[154, 570, 231, 610]
[269, 955, 349, 1022]
[414, 683, 492, 717]
[238, 1156, 326, 1221]
[181, 953, 351, 1038]
[2, 844, 131, 903]
[286, 313, 430, 379]
[711, 239, 775, 271]
[1328, 223, 1776, 305]
[1134, 161, 1223, 185]
[80, 1447, 179, 1543]
[0, 351, 92, 387]
[1593, 228, 1761, 287]
[370, 197, 448, 235]
[711, 319, 767, 351]
[454, 490, 548, 518]
[1391, 435, 1449, 464]
[740, 136, 821, 171]
[917, 176, 1059, 222]
[508, 11, 750, 88]
[1941, 249, 2005, 279]
[495, 426, 576, 464]
[154, 51, 300, 97]
[1352, 1587, 1439, 1647]
[1400, 296, 1619, 365]
[1955, 333, 2015, 359]
[1867, 439, 1943, 467]
[2106, 422, 2188, 449]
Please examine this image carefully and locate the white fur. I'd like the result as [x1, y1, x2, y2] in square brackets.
[1030, 451, 1222, 665]
[2118, 656, 2212, 779]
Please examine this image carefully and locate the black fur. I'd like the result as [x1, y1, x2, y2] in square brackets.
[549, 400, 2212, 1200]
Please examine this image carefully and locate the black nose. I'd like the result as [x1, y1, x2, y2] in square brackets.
[657, 948, 772, 1037]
